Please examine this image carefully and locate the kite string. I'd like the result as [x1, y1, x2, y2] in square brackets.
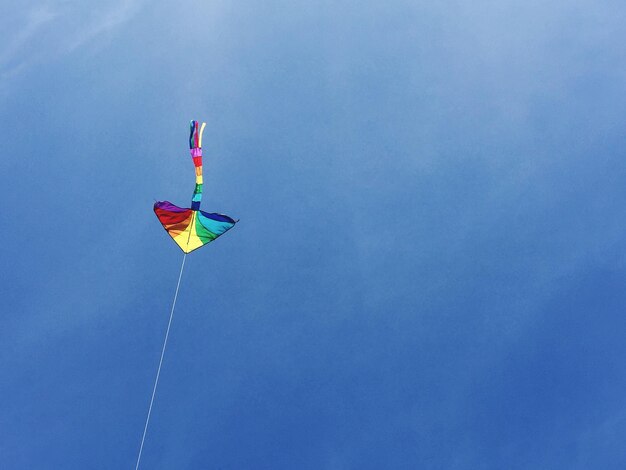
[135, 253, 187, 470]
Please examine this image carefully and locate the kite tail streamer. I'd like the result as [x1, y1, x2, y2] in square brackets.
[189, 120, 206, 211]
[135, 254, 187, 470]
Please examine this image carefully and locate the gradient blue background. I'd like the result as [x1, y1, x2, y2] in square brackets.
[1, 1, 625, 468]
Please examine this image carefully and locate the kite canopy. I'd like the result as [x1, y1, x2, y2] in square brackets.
[154, 120, 236, 253]
[154, 202, 236, 253]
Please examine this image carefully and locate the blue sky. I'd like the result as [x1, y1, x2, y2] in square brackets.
[1, 0, 625, 468]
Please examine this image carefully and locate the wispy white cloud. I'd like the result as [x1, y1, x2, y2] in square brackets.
[0, 5, 58, 76]
[63, 0, 144, 53]
[1, 0, 144, 80]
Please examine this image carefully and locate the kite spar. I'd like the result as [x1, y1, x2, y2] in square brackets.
[135, 121, 237, 469]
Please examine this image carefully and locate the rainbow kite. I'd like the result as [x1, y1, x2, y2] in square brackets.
[154, 121, 236, 253]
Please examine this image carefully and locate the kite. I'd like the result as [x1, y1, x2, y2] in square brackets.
[136, 121, 236, 470]
[153, 120, 237, 253]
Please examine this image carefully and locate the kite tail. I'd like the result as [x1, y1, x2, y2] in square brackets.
[189, 120, 206, 210]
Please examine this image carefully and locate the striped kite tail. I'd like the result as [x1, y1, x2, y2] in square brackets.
[189, 120, 206, 210]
